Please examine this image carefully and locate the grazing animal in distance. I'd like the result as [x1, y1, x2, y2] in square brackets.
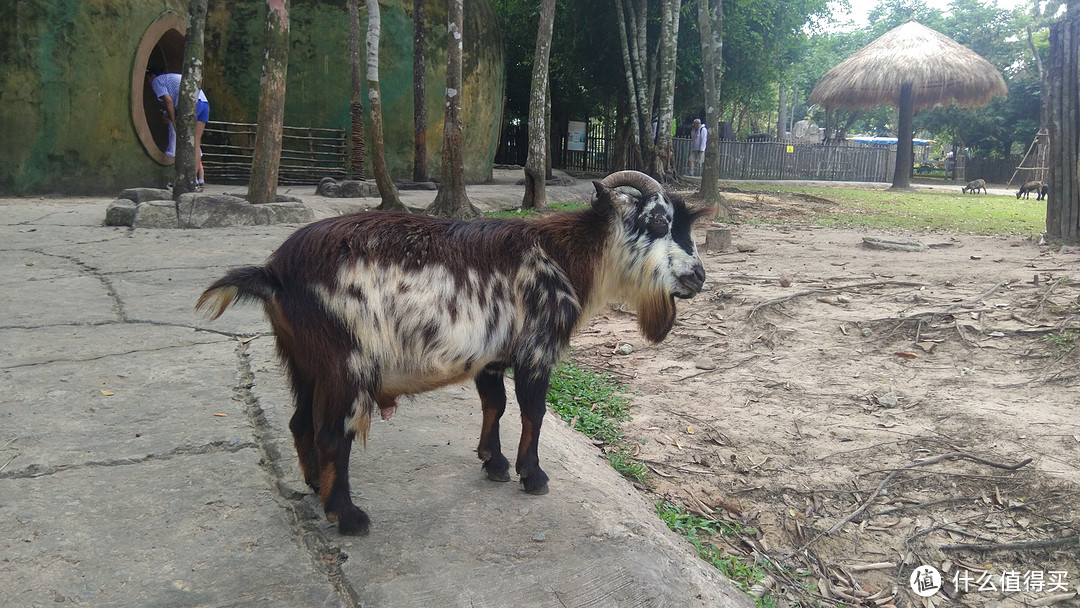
[196, 170, 709, 535]
[1016, 180, 1043, 199]
[962, 179, 986, 194]
[1039, 183, 1048, 201]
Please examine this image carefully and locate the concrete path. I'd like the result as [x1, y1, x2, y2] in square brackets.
[0, 174, 754, 608]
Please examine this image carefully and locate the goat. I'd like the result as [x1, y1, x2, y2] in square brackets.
[196, 171, 709, 535]
[961, 179, 986, 194]
[1016, 180, 1043, 199]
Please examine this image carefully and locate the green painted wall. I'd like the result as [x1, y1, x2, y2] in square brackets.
[0, 0, 504, 195]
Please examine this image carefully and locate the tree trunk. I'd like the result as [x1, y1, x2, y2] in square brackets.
[615, 0, 642, 167]
[366, 0, 406, 211]
[522, 0, 556, 210]
[412, 0, 427, 181]
[650, 0, 679, 181]
[697, 0, 728, 217]
[247, 0, 290, 204]
[891, 83, 914, 190]
[428, 0, 480, 219]
[1046, 15, 1080, 242]
[348, 0, 366, 180]
[174, 0, 208, 200]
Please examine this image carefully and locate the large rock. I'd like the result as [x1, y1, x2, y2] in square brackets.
[129, 194, 315, 229]
[117, 187, 173, 204]
[316, 178, 380, 198]
[104, 199, 138, 226]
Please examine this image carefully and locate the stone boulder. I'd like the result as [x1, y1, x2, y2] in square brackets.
[112, 192, 314, 229]
[316, 177, 380, 198]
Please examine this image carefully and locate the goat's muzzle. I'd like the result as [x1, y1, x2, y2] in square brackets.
[674, 262, 706, 299]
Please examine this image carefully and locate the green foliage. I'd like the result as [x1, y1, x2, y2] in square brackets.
[545, 360, 648, 483]
[1045, 331, 1078, 358]
[655, 501, 771, 595]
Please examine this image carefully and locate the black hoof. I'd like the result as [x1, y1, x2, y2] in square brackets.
[482, 454, 511, 482]
[333, 504, 371, 536]
[521, 471, 550, 495]
[487, 469, 512, 482]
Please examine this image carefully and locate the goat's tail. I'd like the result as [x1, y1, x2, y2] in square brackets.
[196, 266, 278, 320]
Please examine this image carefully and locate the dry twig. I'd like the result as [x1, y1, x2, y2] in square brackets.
[826, 451, 1031, 536]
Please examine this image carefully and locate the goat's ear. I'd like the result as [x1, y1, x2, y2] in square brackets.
[591, 181, 613, 213]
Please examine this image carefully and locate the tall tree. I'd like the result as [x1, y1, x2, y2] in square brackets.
[174, 0, 208, 199]
[522, 0, 557, 210]
[429, 0, 481, 219]
[247, 0, 290, 204]
[615, 0, 644, 167]
[697, 0, 729, 216]
[348, 0, 366, 180]
[412, 0, 428, 181]
[651, 0, 680, 180]
[366, 0, 407, 211]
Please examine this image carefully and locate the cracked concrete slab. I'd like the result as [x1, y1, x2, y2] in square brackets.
[0, 174, 754, 608]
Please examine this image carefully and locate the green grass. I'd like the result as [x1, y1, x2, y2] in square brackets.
[546, 364, 780, 604]
[656, 501, 778, 606]
[545, 360, 648, 483]
[1045, 330, 1078, 358]
[485, 201, 589, 219]
[734, 184, 1046, 237]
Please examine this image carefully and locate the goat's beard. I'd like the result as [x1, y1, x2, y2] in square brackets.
[636, 291, 677, 343]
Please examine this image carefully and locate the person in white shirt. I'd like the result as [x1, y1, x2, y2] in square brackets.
[689, 119, 707, 177]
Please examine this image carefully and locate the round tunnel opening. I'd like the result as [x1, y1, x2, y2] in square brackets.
[132, 12, 186, 166]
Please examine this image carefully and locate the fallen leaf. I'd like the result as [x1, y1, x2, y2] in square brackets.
[686, 425, 695, 434]
[99, 390, 115, 396]
[895, 352, 918, 359]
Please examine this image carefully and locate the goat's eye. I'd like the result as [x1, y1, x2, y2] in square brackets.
[646, 214, 670, 238]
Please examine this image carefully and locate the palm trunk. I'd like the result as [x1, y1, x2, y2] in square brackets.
[348, 0, 366, 180]
[522, 0, 556, 210]
[428, 0, 480, 219]
[366, 0, 406, 211]
[247, 0, 290, 204]
[697, 0, 727, 217]
[174, 0, 208, 200]
[412, 0, 427, 181]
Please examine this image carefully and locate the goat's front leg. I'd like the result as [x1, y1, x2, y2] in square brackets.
[513, 368, 550, 495]
[476, 364, 511, 481]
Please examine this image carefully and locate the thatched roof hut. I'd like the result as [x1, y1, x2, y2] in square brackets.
[810, 20, 1007, 189]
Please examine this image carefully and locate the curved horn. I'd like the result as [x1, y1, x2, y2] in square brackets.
[599, 170, 663, 197]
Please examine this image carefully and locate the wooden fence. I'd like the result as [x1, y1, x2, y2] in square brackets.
[498, 121, 897, 183]
[712, 141, 894, 182]
[201, 121, 347, 185]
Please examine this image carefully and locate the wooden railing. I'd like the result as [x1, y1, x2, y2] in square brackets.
[201, 121, 347, 185]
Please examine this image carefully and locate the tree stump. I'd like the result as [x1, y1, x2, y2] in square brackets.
[705, 228, 732, 252]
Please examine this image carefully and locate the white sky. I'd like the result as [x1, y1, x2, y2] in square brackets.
[826, 0, 1033, 30]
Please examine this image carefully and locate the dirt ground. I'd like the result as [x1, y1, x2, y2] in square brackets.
[569, 187, 1080, 608]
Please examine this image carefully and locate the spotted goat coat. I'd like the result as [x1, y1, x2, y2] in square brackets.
[197, 171, 709, 535]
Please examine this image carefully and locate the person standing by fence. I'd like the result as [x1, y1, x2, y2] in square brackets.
[689, 119, 707, 177]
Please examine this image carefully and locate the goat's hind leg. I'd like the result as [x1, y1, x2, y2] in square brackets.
[314, 384, 372, 535]
[286, 372, 320, 492]
[475, 364, 511, 482]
